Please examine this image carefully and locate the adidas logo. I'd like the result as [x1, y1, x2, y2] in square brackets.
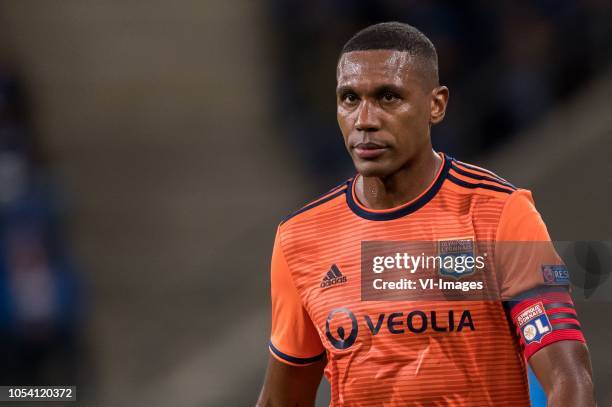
[320, 264, 347, 289]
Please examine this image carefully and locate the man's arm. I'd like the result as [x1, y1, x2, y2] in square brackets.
[261, 227, 327, 405]
[529, 341, 596, 406]
[256, 355, 326, 407]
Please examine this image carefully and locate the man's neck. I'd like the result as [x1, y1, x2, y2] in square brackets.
[356, 150, 442, 210]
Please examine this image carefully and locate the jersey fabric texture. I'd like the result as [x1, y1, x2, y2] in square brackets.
[268, 153, 585, 406]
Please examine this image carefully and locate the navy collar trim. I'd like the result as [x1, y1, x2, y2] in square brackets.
[346, 153, 451, 221]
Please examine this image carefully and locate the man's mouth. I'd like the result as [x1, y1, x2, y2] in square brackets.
[353, 142, 388, 159]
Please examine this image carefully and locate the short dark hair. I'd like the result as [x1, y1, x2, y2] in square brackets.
[340, 22, 439, 85]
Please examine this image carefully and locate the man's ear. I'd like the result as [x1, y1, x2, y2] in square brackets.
[430, 86, 449, 124]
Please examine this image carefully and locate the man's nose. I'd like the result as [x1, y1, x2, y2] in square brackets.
[355, 101, 381, 132]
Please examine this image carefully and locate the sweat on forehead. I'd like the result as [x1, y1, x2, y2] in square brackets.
[337, 50, 438, 89]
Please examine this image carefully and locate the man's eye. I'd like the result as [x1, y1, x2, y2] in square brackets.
[382, 92, 398, 102]
[343, 93, 358, 103]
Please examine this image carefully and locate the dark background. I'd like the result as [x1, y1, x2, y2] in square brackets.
[0, 1, 610, 406]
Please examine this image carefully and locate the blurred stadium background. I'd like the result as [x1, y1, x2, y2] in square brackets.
[0, 1, 610, 406]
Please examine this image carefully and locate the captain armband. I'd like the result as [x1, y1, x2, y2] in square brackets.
[505, 286, 585, 359]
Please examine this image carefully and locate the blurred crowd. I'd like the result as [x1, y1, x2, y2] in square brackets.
[0, 63, 84, 385]
[269, 0, 612, 187]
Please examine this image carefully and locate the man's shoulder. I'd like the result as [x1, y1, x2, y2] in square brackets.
[446, 156, 522, 200]
[445, 156, 543, 231]
[279, 179, 351, 229]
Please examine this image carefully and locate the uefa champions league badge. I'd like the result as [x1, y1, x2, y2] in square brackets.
[437, 237, 476, 278]
[516, 302, 552, 344]
[541, 265, 570, 285]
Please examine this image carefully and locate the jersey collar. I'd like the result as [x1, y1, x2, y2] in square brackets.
[346, 152, 451, 221]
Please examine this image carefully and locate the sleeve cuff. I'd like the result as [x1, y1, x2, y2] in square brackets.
[268, 341, 326, 366]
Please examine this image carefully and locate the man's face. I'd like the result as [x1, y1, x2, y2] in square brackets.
[336, 50, 443, 178]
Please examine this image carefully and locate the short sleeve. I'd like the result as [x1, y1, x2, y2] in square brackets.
[268, 228, 325, 366]
[495, 189, 562, 299]
[495, 190, 585, 359]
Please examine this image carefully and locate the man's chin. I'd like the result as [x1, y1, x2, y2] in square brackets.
[353, 160, 393, 178]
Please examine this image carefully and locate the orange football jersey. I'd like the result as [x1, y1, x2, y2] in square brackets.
[269, 153, 584, 406]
